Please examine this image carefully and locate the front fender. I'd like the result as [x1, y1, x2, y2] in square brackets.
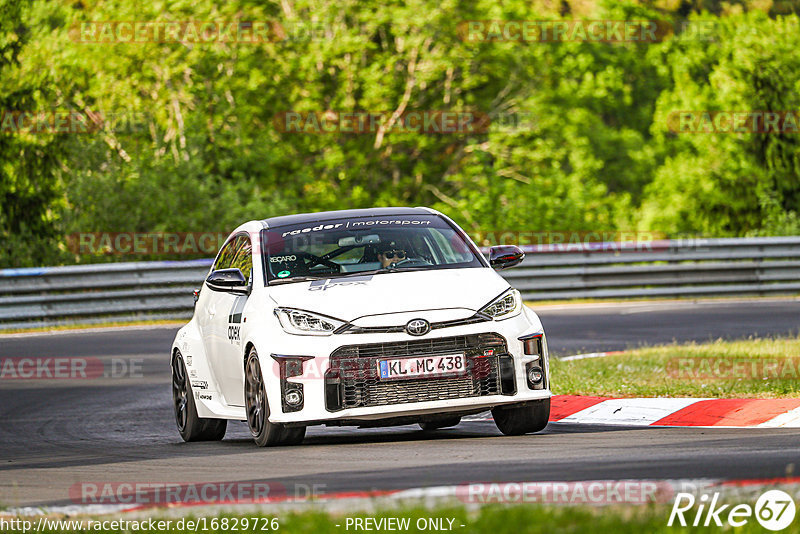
[171, 319, 220, 418]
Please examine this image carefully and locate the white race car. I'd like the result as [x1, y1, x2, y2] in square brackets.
[171, 207, 551, 446]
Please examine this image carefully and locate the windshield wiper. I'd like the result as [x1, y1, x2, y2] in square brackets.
[269, 275, 329, 285]
[269, 270, 386, 285]
[334, 269, 387, 277]
[385, 265, 430, 272]
[269, 266, 428, 285]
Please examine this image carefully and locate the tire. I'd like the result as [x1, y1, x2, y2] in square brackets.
[492, 398, 550, 436]
[171, 351, 227, 442]
[419, 416, 461, 431]
[244, 348, 306, 447]
[281, 426, 307, 445]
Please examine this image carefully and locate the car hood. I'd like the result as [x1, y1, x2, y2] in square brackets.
[267, 268, 509, 323]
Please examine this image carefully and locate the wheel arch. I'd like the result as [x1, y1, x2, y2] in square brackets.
[244, 341, 256, 365]
[170, 346, 182, 370]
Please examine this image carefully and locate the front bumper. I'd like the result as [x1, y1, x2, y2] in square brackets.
[262, 306, 551, 424]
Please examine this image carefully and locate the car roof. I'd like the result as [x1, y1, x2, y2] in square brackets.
[261, 207, 435, 228]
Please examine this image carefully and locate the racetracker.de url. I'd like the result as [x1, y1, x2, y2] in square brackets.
[0, 516, 280, 532]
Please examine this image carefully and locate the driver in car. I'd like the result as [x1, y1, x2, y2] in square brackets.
[376, 242, 408, 269]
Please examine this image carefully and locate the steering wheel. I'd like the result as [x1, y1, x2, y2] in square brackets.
[390, 257, 430, 268]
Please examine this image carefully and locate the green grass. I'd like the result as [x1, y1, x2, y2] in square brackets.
[12, 504, 800, 533]
[551, 336, 800, 398]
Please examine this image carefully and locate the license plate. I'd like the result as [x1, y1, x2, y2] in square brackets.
[377, 353, 466, 380]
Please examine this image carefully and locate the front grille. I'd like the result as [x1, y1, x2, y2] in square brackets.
[338, 314, 491, 334]
[325, 333, 509, 411]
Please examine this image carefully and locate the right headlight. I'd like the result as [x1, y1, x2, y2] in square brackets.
[478, 288, 522, 320]
[274, 308, 346, 336]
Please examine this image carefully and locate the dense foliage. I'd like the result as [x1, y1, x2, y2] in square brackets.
[1, 0, 798, 266]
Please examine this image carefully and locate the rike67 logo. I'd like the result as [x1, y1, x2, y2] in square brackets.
[669, 490, 796, 531]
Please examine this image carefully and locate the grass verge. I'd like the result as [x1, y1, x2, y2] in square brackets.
[551, 336, 800, 398]
[0, 319, 184, 335]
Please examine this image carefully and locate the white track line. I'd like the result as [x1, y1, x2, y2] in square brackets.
[559, 351, 619, 362]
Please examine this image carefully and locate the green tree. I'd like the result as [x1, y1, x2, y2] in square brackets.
[640, 11, 800, 235]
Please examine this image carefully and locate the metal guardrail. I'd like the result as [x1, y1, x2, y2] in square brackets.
[0, 260, 213, 329]
[1, 237, 799, 329]
[506, 236, 800, 300]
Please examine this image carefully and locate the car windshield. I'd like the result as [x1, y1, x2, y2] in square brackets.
[261, 214, 484, 284]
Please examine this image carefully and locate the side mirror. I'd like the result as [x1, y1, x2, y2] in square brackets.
[206, 268, 249, 294]
[489, 245, 525, 270]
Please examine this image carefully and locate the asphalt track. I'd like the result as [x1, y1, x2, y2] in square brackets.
[1, 299, 799, 509]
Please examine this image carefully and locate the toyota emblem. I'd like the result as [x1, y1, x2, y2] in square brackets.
[406, 319, 431, 336]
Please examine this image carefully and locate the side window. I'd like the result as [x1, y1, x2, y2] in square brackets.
[213, 237, 242, 271]
[429, 229, 472, 264]
[230, 236, 253, 282]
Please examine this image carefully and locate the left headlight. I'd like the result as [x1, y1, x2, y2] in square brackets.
[274, 307, 346, 336]
[479, 288, 522, 320]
